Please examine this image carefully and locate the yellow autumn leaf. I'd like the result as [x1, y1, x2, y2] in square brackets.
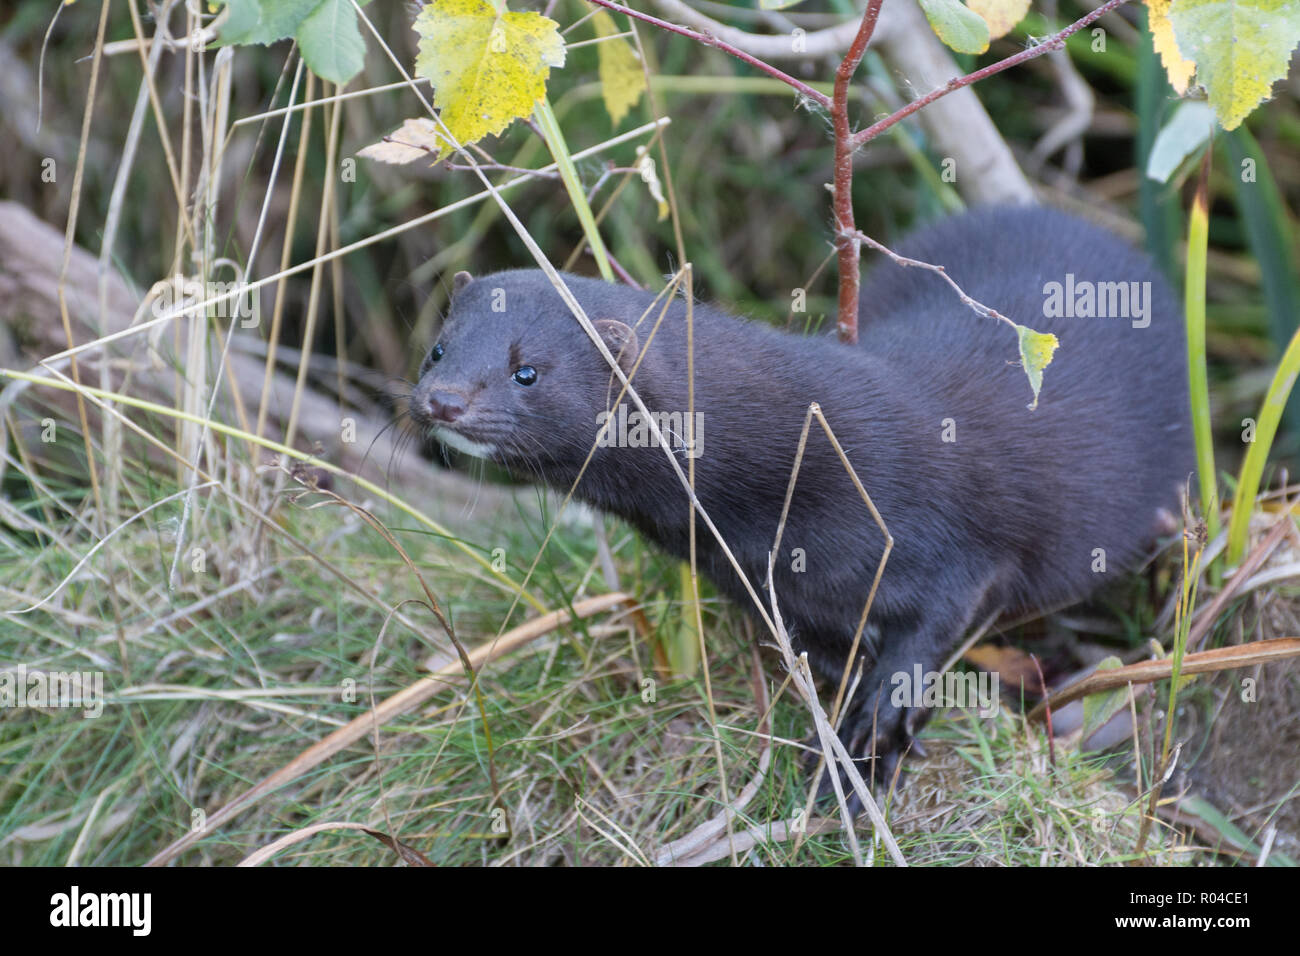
[1168, 0, 1300, 132]
[968, 0, 1031, 40]
[1148, 0, 1196, 94]
[413, 0, 566, 160]
[592, 11, 646, 126]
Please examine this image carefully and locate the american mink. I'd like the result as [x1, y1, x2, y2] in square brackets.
[411, 206, 1192, 792]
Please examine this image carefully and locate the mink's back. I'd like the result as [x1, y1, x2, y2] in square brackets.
[845, 206, 1191, 610]
[579, 206, 1190, 623]
[470, 207, 1190, 642]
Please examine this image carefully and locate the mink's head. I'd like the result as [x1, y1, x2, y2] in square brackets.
[411, 270, 640, 479]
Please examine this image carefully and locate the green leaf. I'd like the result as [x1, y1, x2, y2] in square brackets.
[918, 0, 990, 55]
[1080, 657, 1129, 744]
[297, 0, 367, 85]
[413, 0, 566, 160]
[1185, 169, 1220, 545]
[216, 0, 263, 41]
[1168, 0, 1300, 131]
[1175, 795, 1299, 866]
[213, 0, 373, 84]
[1015, 324, 1059, 410]
[1146, 100, 1216, 184]
[218, 0, 318, 45]
[1227, 321, 1300, 563]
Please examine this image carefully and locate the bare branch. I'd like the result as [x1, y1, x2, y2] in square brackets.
[648, 0, 1033, 205]
[851, 0, 1131, 149]
[831, 1, 886, 343]
[849, 228, 1020, 332]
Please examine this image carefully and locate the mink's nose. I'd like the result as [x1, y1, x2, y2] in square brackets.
[425, 390, 467, 423]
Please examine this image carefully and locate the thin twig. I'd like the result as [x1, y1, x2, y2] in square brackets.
[849, 228, 1020, 332]
[764, 556, 905, 866]
[850, 0, 1131, 149]
[25, 119, 672, 371]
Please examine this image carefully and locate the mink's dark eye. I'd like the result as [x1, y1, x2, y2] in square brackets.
[419, 343, 444, 377]
[512, 365, 538, 386]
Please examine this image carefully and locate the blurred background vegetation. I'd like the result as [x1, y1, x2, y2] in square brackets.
[3, 0, 1296, 460]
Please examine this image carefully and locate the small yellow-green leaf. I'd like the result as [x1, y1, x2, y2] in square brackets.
[967, 0, 1031, 41]
[358, 117, 447, 164]
[592, 11, 646, 126]
[413, 0, 566, 160]
[758, 0, 808, 8]
[918, 0, 990, 55]
[1015, 323, 1059, 410]
[1168, 0, 1300, 131]
[1148, 0, 1196, 94]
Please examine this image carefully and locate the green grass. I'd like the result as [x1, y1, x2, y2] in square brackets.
[0, 453, 1196, 866]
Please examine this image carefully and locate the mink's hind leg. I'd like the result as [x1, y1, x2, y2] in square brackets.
[809, 571, 1006, 810]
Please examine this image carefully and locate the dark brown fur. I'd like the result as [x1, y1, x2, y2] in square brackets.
[411, 206, 1193, 794]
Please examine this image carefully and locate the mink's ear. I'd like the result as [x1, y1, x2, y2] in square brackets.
[594, 319, 639, 375]
[452, 271, 474, 294]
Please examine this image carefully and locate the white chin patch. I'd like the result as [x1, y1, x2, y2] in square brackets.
[434, 426, 496, 460]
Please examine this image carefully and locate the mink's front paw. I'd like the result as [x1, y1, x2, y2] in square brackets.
[806, 696, 925, 815]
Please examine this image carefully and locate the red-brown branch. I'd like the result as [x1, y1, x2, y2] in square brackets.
[585, 0, 1133, 344]
[832, 0, 885, 345]
[851, 0, 1131, 149]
